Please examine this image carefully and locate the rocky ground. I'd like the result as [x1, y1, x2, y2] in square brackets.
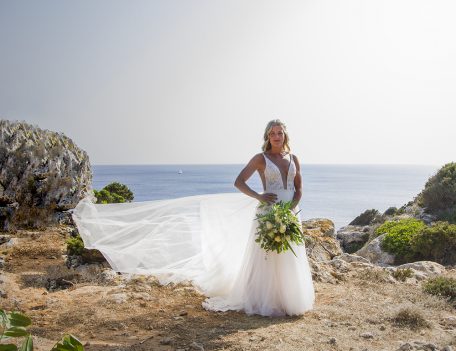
[1, 225, 455, 351]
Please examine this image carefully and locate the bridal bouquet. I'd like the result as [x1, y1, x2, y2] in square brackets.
[254, 201, 306, 257]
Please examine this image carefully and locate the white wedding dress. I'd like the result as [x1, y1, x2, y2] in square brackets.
[72, 153, 315, 316]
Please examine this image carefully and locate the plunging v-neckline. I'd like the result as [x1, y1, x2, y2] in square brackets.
[263, 152, 292, 190]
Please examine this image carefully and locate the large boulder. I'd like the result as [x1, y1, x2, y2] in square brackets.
[302, 218, 343, 261]
[302, 218, 335, 238]
[336, 225, 371, 253]
[395, 261, 445, 280]
[356, 234, 395, 266]
[0, 120, 92, 230]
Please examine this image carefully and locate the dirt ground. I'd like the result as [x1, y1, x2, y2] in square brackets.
[1, 225, 455, 351]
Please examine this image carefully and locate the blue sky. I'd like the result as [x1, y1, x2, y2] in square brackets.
[1, 0, 455, 165]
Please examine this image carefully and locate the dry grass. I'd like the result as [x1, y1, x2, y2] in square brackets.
[1, 225, 456, 351]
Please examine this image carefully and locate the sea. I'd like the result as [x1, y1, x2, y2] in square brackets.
[92, 164, 439, 230]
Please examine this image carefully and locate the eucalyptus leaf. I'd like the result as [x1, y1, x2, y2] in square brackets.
[19, 335, 33, 351]
[7, 312, 32, 328]
[0, 309, 8, 327]
[0, 344, 18, 351]
[3, 327, 29, 338]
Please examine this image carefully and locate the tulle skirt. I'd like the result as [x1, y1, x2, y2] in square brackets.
[72, 191, 315, 316]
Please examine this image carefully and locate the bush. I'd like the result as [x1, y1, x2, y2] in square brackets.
[384, 207, 398, 216]
[410, 221, 456, 265]
[94, 182, 134, 204]
[390, 307, 431, 330]
[418, 162, 456, 214]
[435, 207, 456, 224]
[392, 268, 414, 282]
[66, 235, 84, 256]
[349, 209, 383, 226]
[376, 218, 426, 260]
[423, 276, 456, 303]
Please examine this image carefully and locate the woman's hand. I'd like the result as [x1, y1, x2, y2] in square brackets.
[257, 192, 278, 204]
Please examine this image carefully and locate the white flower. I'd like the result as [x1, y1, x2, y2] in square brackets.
[279, 224, 286, 233]
[266, 221, 273, 229]
[274, 236, 281, 242]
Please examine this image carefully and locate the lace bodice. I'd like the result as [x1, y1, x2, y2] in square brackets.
[262, 153, 296, 192]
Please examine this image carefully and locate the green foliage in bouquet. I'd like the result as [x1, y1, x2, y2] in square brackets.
[0, 309, 84, 351]
[255, 201, 305, 257]
[93, 182, 134, 204]
[375, 218, 426, 261]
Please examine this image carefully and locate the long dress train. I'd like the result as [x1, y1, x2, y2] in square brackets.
[71, 153, 315, 316]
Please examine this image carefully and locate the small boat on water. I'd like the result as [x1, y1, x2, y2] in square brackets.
[178, 169, 183, 174]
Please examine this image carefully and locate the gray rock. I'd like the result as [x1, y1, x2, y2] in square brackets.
[190, 342, 204, 351]
[0, 256, 4, 269]
[397, 343, 413, 351]
[333, 253, 371, 264]
[442, 346, 454, 351]
[159, 337, 172, 345]
[440, 316, 456, 328]
[328, 258, 351, 273]
[0, 120, 92, 230]
[308, 259, 339, 284]
[109, 293, 128, 304]
[0, 235, 11, 245]
[418, 343, 438, 351]
[302, 218, 336, 237]
[303, 219, 342, 262]
[5, 237, 20, 248]
[336, 226, 371, 253]
[359, 332, 374, 339]
[356, 234, 395, 266]
[396, 261, 445, 277]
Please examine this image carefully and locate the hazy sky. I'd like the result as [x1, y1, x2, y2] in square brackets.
[1, 0, 455, 165]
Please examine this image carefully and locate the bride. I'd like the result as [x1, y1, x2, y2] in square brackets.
[72, 119, 315, 317]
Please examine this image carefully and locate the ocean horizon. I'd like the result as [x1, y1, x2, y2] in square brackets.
[92, 163, 440, 230]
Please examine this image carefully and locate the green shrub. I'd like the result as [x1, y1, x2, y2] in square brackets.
[391, 307, 431, 330]
[384, 207, 398, 216]
[349, 209, 383, 226]
[418, 162, 456, 213]
[376, 218, 426, 260]
[392, 268, 414, 282]
[435, 208, 456, 224]
[423, 276, 456, 303]
[410, 221, 456, 265]
[66, 235, 84, 256]
[93, 182, 134, 204]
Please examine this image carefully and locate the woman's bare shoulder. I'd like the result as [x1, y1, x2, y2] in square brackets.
[291, 154, 301, 168]
[247, 153, 265, 168]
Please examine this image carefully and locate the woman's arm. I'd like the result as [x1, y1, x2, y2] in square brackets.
[291, 154, 302, 211]
[234, 154, 277, 204]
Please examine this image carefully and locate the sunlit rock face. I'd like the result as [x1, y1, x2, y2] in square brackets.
[0, 119, 92, 230]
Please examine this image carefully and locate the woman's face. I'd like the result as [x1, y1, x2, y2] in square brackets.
[268, 125, 285, 149]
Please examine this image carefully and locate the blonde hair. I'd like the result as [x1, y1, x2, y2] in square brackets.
[262, 119, 291, 152]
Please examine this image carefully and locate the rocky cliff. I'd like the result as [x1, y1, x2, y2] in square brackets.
[0, 119, 92, 230]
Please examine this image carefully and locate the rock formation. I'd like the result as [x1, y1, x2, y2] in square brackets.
[0, 119, 92, 230]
